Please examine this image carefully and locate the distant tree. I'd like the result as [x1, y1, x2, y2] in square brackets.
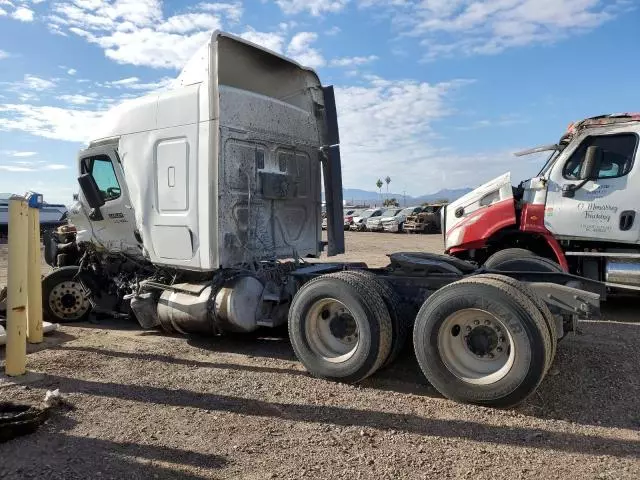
[383, 198, 399, 207]
[385, 176, 391, 198]
[376, 179, 383, 203]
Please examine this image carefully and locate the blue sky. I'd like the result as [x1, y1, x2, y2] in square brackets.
[0, 0, 639, 203]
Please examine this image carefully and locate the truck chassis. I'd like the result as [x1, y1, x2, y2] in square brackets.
[40, 245, 600, 408]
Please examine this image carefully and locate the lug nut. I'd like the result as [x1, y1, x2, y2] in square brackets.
[499, 336, 506, 343]
[474, 320, 480, 326]
[488, 353, 495, 359]
[466, 326, 472, 332]
[496, 347, 503, 353]
[484, 320, 491, 326]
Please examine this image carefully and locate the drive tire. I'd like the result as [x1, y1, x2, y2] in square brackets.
[460, 274, 557, 373]
[288, 272, 393, 383]
[413, 277, 550, 407]
[339, 270, 409, 367]
[42, 267, 92, 323]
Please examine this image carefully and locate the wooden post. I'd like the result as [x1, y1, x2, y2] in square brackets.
[5, 196, 29, 376]
[27, 206, 43, 344]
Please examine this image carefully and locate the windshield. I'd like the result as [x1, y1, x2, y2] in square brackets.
[383, 208, 401, 217]
[360, 209, 377, 219]
[399, 207, 416, 216]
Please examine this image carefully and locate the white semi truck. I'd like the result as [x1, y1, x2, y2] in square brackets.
[40, 32, 602, 408]
[443, 113, 640, 292]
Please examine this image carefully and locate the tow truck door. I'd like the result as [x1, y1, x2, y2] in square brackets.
[78, 145, 139, 251]
[544, 132, 640, 243]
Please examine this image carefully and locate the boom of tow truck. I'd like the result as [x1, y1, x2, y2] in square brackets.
[40, 31, 604, 408]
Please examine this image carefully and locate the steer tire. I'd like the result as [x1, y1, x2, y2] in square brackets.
[485, 248, 563, 273]
[459, 274, 557, 373]
[288, 272, 393, 383]
[413, 277, 550, 408]
[42, 267, 92, 323]
[339, 270, 409, 367]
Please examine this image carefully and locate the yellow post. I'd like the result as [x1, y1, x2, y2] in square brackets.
[5, 196, 29, 376]
[27, 206, 43, 344]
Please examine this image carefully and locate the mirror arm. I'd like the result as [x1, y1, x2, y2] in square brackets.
[89, 207, 103, 221]
[562, 178, 590, 198]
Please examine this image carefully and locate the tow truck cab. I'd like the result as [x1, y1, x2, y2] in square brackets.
[444, 113, 640, 291]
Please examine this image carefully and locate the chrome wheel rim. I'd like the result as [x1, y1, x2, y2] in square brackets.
[305, 298, 359, 363]
[438, 308, 515, 385]
[49, 280, 90, 320]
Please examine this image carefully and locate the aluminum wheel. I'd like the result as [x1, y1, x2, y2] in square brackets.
[48, 281, 91, 321]
[305, 298, 359, 363]
[438, 308, 515, 385]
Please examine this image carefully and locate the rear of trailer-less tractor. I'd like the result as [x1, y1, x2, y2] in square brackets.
[40, 31, 602, 408]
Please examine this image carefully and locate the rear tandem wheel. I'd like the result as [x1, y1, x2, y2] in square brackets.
[413, 276, 552, 407]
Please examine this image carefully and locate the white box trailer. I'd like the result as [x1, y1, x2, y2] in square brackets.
[40, 31, 602, 408]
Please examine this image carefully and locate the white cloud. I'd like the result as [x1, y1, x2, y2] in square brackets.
[103, 76, 174, 91]
[67, 68, 77, 75]
[335, 75, 478, 193]
[0, 150, 38, 157]
[50, 0, 245, 69]
[22, 74, 56, 91]
[59, 94, 98, 105]
[0, 7, 6, 16]
[0, 163, 69, 172]
[0, 50, 8, 60]
[11, 6, 34, 22]
[361, 0, 632, 59]
[330, 55, 378, 67]
[286, 32, 325, 68]
[197, 2, 243, 22]
[0, 104, 105, 142]
[325, 26, 341, 35]
[275, 0, 349, 16]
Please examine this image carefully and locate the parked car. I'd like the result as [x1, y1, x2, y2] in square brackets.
[381, 206, 424, 233]
[343, 208, 363, 230]
[403, 204, 447, 234]
[366, 207, 402, 232]
[350, 208, 383, 231]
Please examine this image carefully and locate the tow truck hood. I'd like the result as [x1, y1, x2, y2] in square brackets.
[443, 173, 515, 251]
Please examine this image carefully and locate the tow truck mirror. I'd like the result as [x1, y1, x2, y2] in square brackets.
[562, 145, 602, 198]
[580, 145, 602, 181]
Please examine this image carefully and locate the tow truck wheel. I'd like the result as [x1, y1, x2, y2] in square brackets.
[288, 273, 393, 383]
[413, 277, 551, 408]
[337, 270, 409, 366]
[484, 248, 563, 273]
[42, 267, 92, 323]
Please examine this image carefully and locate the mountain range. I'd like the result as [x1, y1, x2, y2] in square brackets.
[325, 187, 473, 206]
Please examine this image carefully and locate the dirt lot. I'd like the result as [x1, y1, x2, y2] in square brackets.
[0, 232, 639, 480]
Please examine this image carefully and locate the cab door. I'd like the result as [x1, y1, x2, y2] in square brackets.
[78, 145, 139, 252]
[544, 132, 639, 243]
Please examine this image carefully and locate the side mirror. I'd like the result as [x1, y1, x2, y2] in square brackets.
[78, 173, 105, 220]
[580, 145, 602, 181]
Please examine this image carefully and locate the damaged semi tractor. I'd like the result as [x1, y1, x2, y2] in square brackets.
[443, 113, 640, 293]
[42, 32, 602, 407]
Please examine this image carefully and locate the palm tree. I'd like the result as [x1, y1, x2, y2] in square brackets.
[385, 176, 391, 199]
[376, 179, 383, 204]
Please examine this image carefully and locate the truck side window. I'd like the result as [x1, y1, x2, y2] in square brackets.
[563, 133, 637, 180]
[86, 156, 121, 201]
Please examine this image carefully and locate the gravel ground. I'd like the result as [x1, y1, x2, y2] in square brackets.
[0, 232, 639, 480]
